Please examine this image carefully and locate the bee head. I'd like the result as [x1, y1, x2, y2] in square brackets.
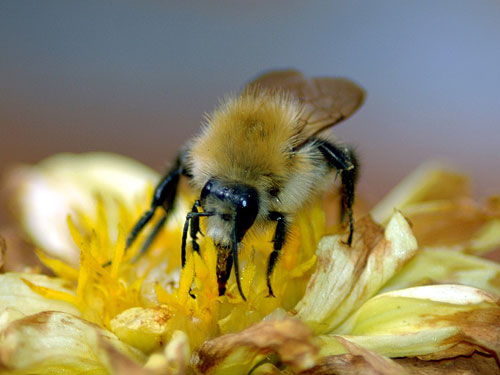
[200, 178, 259, 243]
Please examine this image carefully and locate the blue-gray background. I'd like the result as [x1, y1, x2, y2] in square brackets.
[1, 1, 499, 210]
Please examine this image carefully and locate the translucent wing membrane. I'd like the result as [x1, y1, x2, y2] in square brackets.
[246, 69, 365, 138]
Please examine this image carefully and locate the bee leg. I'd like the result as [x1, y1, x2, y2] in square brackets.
[180, 201, 212, 299]
[131, 214, 168, 263]
[340, 149, 358, 246]
[181, 200, 206, 267]
[126, 157, 184, 250]
[317, 141, 359, 246]
[266, 212, 287, 297]
[190, 200, 202, 253]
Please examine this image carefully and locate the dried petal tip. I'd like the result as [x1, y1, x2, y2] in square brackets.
[192, 318, 318, 375]
[371, 161, 469, 223]
[0, 311, 144, 374]
[0, 236, 5, 271]
[301, 337, 404, 375]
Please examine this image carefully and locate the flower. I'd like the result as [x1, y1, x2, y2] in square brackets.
[1, 153, 500, 374]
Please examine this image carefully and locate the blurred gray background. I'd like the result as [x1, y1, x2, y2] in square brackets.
[1, 0, 499, 220]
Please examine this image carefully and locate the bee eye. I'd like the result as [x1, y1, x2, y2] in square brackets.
[233, 186, 259, 241]
[201, 179, 214, 200]
[236, 189, 258, 215]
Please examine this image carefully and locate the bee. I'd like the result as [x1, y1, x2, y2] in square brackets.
[127, 70, 365, 300]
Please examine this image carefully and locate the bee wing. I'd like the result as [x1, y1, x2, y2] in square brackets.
[247, 69, 365, 138]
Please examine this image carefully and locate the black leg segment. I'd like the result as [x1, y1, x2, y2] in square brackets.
[316, 140, 359, 246]
[189, 201, 203, 253]
[181, 200, 211, 267]
[267, 211, 288, 297]
[126, 156, 184, 251]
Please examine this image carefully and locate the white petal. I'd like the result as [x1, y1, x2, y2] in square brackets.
[11, 152, 159, 265]
[379, 284, 497, 305]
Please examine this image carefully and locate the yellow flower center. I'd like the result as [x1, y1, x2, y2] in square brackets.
[30, 187, 328, 351]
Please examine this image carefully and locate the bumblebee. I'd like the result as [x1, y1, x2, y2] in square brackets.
[127, 70, 365, 300]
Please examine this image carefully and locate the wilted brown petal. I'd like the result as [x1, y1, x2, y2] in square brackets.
[192, 318, 318, 375]
[320, 285, 500, 360]
[0, 236, 5, 271]
[295, 212, 418, 334]
[0, 311, 144, 374]
[395, 353, 498, 375]
[299, 354, 401, 375]
[300, 337, 404, 375]
[371, 162, 470, 224]
[0, 227, 44, 272]
[302, 341, 500, 375]
[442, 307, 500, 359]
[369, 162, 500, 255]
[104, 340, 154, 375]
[403, 198, 500, 250]
[415, 342, 485, 361]
[293, 216, 382, 329]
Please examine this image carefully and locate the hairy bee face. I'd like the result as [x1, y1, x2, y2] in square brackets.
[200, 178, 260, 246]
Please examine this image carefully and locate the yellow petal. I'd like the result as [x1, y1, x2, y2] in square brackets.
[35, 248, 79, 281]
[0, 273, 80, 317]
[22, 277, 78, 306]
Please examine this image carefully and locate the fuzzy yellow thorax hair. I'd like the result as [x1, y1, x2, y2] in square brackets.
[188, 89, 305, 190]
